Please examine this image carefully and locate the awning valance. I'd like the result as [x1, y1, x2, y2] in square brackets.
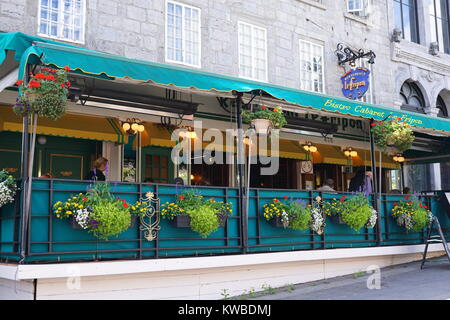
[0, 106, 126, 143]
[2, 32, 450, 135]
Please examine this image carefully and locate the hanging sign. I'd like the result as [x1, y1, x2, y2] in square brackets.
[341, 67, 370, 100]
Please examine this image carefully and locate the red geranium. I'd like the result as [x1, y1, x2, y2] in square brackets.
[179, 195, 185, 200]
[28, 80, 41, 88]
[122, 202, 129, 209]
[423, 205, 428, 209]
[66, 81, 71, 87]
[34, 73, 45, 79]
[339, 196, 347, 202]
[397, 117, 402, 121]
[371, 122, 377, 127]
[15, 80, 24, 86]
[261, 106, 267, 110]
[82, 197, 88, 201]
[60, 83, 65, 87]
[283, 196, 289, 199]
[273, 108, 279, 112]
[274, 199, 279, 203]
[404, 196, 410, 200]
[45, 75, 55, 81]
[63, 66, 71, 71]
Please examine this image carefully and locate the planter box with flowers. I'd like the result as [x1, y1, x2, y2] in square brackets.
[391, 196, 433, 231]
[0, 170, 17, 209]
[241, 105, 287, 134]
[322, 194, 378, 232]
[160, 190, 233, 238]
[371, 117, 415, 153]
[262, 196, 325, 235]
[53, 183, 144, 240]
[14, 66, 71, 121]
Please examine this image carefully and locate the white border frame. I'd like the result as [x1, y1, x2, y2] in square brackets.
[237, 20, 269, 83]
[164, 0, 202, 69]
[37, 0, 86, 44]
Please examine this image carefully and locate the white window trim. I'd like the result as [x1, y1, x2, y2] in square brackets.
[237, 21, 269, 82]
[299, 39, 326, 94]
[37, 0, 86, 44]
[347, 0, 370, 17]
[165, 0, 202, 69]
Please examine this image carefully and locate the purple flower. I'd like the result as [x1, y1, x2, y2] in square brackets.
[91, 219, 100, 229]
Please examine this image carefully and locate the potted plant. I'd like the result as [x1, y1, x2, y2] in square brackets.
[160, 190, 233, 238]
[14, 66, 71, 120]
[262, 198, 289, 228]
[391, 196, 433, 231]
[241, 105, 287, 134]
[53, 183, 132, 240]
[323, 194, 377, 231]
[371, 118, 415, 153]
[0, 170, 17, 209]
[262, 196, 325, 234]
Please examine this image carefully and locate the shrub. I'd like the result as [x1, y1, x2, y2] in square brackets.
[188, 205, 220, 238]
[392, 196, 432, 231]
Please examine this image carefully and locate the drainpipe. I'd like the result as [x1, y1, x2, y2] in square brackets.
[234, 91, 247, 253]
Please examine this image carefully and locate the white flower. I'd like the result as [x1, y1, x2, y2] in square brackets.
[310, 207, 325, 235]
[0, 181, 16, 208]
[75, 208, 91, 229]
[366, 209, 378, 229]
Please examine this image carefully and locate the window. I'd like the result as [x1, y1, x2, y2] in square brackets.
[238, 22, 268, 81]
[166, 1, 201, 67]
[356, 58, 373, 104]
[394, 0, 420, 44]
[299, 39, 324, 93]
[38, 0, 85, 43]
[400, 81, 426, 113]
[347, 0, 370, 16]
[437, 95, 448, 117]
[429, 0, 450, 54]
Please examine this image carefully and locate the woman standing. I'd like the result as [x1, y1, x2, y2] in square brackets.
[87, 157, 108, 181]
[348, 167, 373, 194]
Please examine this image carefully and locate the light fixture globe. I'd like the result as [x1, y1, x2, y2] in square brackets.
[350, 151, 358, 157]
[131, 123, 139, 131]
[309, 146, 318, 153]
[122, 122, 131, 131]
[138, 124, 145, 132]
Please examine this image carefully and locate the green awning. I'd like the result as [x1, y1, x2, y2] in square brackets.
[2, 32, 450, 134]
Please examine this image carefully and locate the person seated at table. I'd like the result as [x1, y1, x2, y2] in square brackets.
[318, 179, 335, 192]
[86, 157, 108, 181]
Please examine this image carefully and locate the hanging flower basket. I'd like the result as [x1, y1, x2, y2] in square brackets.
[242, 105, 287, 133]
[371, 118, 415, 153]
[13, 66, 71, 121]
[391, 196, 433, 231]
[251, 118, 272, 135]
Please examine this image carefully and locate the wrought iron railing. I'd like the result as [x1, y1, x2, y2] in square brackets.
[0, 178, 448, 264]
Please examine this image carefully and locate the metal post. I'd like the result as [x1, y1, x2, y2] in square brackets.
[234, 91, 247, 253]
[369, 119, 382, 245]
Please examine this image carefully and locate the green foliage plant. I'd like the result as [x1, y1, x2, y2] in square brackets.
[88, 200, 131, 240]
[340, 194, 373, 231]
[188, 205, 220, 238]
[241, 105, 287, 129]
[286, 201, 312, 231]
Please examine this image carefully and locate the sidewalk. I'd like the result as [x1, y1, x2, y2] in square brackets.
[243, 257, 450, 300]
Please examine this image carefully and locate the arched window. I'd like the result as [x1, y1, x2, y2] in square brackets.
[400, 81, 426, 113]
[437, 95, 448, 118]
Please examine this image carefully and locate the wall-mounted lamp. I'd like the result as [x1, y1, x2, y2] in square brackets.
[393, 154, 405, 163]
[122, 118, 145, 135]
[343, 147, 358, 158]
[302, 142, 318, 153]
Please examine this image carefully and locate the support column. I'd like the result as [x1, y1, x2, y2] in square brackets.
[369, 119, 382, 246]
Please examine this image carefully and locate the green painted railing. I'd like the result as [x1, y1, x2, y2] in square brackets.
[0, 178, 449, 264]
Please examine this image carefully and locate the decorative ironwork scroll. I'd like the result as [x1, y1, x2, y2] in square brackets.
[139, 191, 161, 241]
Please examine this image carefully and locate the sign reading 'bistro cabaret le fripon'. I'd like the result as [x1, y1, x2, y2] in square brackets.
[341, 67, 370, 100]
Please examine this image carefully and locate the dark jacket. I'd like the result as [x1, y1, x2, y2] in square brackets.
[86, 169, 106, 181]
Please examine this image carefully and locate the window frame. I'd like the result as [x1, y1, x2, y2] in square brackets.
[299, 38, 325, 94]
[237, 21, 268, 82]
[400, 81, 426, 114]
[394, 0, 420, 44]
[429, 0, 450, 54]
[437, 94, 449, 118]
[37, 0, 86, 44]
[165, 0, 202, 68]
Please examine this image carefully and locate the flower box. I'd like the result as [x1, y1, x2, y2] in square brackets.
[170, 214, 191, 228]
[269, 216, 286, 228]
[329, 214, 346, 225]
[170, 213, 228, 228]
[69, 215, 82, 230]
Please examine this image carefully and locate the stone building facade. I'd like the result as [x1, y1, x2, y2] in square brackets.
[0, 0, 449, 189]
